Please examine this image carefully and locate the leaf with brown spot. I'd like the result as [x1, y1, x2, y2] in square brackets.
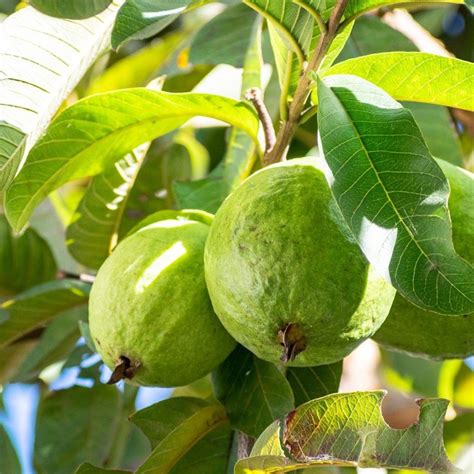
[235, 391, 458, 473]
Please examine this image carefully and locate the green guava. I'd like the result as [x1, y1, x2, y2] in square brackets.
[373, 160, 474, 359]
[89, 213, 236, 387]
[204, 158, 396, 366]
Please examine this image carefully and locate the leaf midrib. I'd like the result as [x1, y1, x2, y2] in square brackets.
[327, 85, 471, 306]
[9, 94, 257, 230]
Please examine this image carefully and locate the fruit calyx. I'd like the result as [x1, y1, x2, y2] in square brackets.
[106, 355, 141, 384]
[278, 323, 307, 363]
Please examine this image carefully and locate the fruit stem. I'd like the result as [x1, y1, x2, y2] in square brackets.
[106, 355, 140, 384]
[264, 0, 350, 165]
[278, 324, 307, 363]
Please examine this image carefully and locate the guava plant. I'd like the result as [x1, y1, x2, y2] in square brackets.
[0, 0, 473, 473]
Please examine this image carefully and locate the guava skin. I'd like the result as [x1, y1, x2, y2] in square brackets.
[89, 218, 236, 387]
[374, 160, 474, 359]
[204, 158, 396, 366]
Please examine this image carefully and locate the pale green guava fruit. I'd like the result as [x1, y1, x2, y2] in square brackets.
[204, 158, 396, 366]
[89, 212, 236, 387]
[373, 160, 474, 359]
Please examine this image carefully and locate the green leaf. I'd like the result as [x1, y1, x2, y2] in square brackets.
[0, 279, 90, 348]
[244, 0, 331, 61]
[14, 306, 87, 382]
[175, 16, 263, 212]
[337, 16, 417, 60]
[79, 321, 97, 352]
[0, 339, 37, 385]
[87, 31, 187, 95]
[381, 350, 443, 397]
[0, 215, 57, 295]
[287, 362, 342, 406]
[75, 463, 130, 473]
[322, 53, 474, 111]
[236, 391, 456, 473]
[111, 0, 205, 49]
[264, 6, 352, 111]
[0, 4, 120, 190]
[334, 22, 464, 167]
[35, 385, 122, 474]
[131, 397, 231, 473]
[246, 0, 349, 107]
[212, 346, 294, 438]
[0, 122, 26, 191]
[29, 0, 113, 19]
[190, 3, 257, 67]
[403, 102, 464, 167]
[66, 144, 149, 269]
[0, 425, 21, 474]
[344, 0, 464, 21]
[317, 74, 474, 315]
[4, 89, 259, 232]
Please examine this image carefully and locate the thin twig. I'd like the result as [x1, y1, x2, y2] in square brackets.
[245, 87, 277, 158]
[264, 0, 350, 165]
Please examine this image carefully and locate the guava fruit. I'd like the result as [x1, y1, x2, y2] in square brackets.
[374, 160, 474, 359]
[89, 212, 236, 387]
[204, 158, 396, 366]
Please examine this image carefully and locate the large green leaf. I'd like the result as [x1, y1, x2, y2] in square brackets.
[190, 3, 257, 67]
[286, 362, 342, 406]
[236, 391, 456, 473]
[322, 53, 474, 111]
[0, 279, 90, 348]
[0, 215, 57, 295]
[87, 31, 187, 95]
[335, 19, 464, 167]
[66, 145, 149, 269]
[14, 306, 87, 382]
[0, 426, 21, 474]
[244, 0, 331, 61]
[344, 0, 464, 21]
[317, 74, 474, 315]
[404, 102, 464, 167]
[0, 4, 120, 190]
[29, 0, 113, 19]
[337, 15, 417, 61]
[131, 397, 231, 473]
[35, 385, 122, 474]
[111, 0, 206, 49]
[175, 16, 262, 212]
[0, 339, 37, 385]
[212, 346, 294, 438]
[4, 90, 259, 232]
[245, 0, 352, 105]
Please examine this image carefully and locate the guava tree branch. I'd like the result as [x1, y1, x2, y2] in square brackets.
[264, 0, 350, 165]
